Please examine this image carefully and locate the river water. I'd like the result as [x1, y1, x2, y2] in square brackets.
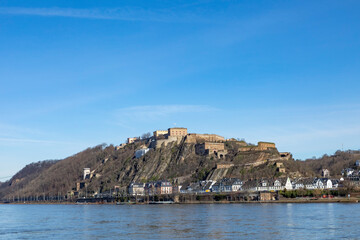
[0, 203, 358, 239]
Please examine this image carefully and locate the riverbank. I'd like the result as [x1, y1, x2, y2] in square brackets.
[2, 197, 359, 204]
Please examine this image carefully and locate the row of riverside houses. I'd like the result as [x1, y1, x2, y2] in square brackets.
[242, 178, 339, 192]
[129, 181, 178, 196]
[129, 177, 340, 196]
[341, 166, 360, 183]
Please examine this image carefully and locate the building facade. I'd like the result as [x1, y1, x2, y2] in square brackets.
[135, 148, 150, 158]
[153, 130, 168, 138]
[196, 142, 225, 155]
[129, 183, 145, 196]
[83, 168, 90, 180]
[168, 127, 188, 137]
[127, 137, 139, 144]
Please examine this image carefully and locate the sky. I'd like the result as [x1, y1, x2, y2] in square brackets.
[1, 0, 360, 180]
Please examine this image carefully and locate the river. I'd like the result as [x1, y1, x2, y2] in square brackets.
[0, 203, 358, 239]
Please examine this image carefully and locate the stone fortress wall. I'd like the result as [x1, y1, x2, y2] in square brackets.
[239, 142, 276, 152]
[185, 134, 225, 144]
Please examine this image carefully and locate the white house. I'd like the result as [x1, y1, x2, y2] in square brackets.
[293, 178, 334, 190]
[135, 148, 150, 158]
[83, 168, 91, 180]
[129, 183, 145, 196]
[284, 177, 293, 190]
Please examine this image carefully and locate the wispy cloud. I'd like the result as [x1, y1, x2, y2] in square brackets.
[117, 104, 218, 119]
[0, 7, 205, 22]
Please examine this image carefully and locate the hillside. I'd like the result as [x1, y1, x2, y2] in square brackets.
[0, 135, 359, 200]
[287, 150, 360, 177]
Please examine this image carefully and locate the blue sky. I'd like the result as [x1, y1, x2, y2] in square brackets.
[1, 0, 360, 180]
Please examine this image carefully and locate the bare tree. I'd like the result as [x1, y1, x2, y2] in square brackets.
[141, 132, 151, 140]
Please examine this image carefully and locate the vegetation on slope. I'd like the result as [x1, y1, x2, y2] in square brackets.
[0, 138, 359, 200]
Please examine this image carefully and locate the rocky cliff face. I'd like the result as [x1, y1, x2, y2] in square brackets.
[0, 139, 288, 199]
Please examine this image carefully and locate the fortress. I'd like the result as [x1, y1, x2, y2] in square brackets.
[195, 142, 227, 158]
[185, 134, 225, 144]
[238, 142, 276, 152]
[126, 127, 279, 161]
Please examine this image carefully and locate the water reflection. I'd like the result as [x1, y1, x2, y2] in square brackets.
[1, 204, 360, 239]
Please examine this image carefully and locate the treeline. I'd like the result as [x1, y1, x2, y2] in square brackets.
[279, 189, 350, 198]
[285, 150, 360, 177]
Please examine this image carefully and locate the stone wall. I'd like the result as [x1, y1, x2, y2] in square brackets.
[186, 134, 225, 144]
[195, 142, 227, 159]
[216, 163, 234, 169]
[155, 136, 182, 149]
[279, 152, 291, 160]
[196, 142, 225, 155]
[257, 142, 276, 150]
[239, 142, 276, 152]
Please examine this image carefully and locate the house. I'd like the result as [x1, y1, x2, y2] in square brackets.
[314, 178, 333, 189]
[257, 179, 269, 191]
[135, 148, 150, 158]
[268, 178, 293, 191]
[342, 168, 355, 177]
[259, 178, 293, 191]
[347, 173, 360, 182]
[127, 137, 139, 144]
[83, 168, 90, 180]
[129, 183, 145, 196]
[293, 178, 335, 190]
[268, 179, 282, 191]
[331, 179, 339, 188]
[284, 177, 293, 190]
[322, 169, 330, 177]
[241, 177, 292, 192]
[211, 178, 242, 193]
[155, 181, 173, 195]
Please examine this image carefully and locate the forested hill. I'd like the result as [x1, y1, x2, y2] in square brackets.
[0, 138, 359, 200]
[288, 150, 360, 177]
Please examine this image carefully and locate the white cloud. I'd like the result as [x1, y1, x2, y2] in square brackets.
[0, 7, 204, 22]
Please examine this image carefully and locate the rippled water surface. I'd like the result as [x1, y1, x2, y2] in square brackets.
[0, 203, 359, 239]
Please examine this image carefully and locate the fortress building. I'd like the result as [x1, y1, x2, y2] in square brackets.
[185, 134, 225, 143]
[127, 137, 139, 144]
[257, 142, 276, 150]
[196, 142, 227, 159]
[168, 127, 188, 137]
[153, 130, 168, 138]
